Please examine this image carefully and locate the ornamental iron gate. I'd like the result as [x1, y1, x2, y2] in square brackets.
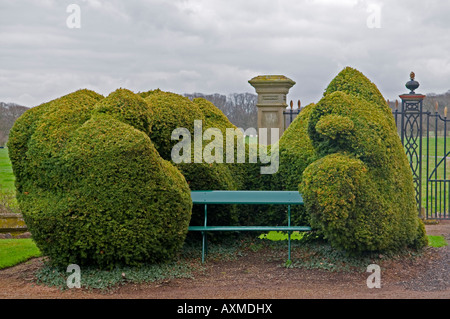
[393, 72, 449, 219]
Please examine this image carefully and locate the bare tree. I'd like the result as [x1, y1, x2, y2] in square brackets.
[226, 93, 257, 130]
[184, 92, 257, 130]
[0, 102, 29, 146]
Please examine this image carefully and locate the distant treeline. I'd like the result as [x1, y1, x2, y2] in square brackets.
[184, 92, 257, 130]
[0, 93, 258, 147]
[1, 88, 448, 146]
[0, 102, 29, 147]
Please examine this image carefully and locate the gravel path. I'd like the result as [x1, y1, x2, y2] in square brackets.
[398, 221, 449, 292]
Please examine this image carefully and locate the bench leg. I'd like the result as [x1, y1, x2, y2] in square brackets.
[287, 204, 291, 262]
[288, 231, 291, 262]
[201, 204, 208, 263]
[201, 231, 206, 264]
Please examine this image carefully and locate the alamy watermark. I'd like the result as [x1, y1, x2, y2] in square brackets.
[171, 120, 279, 174]
[366, 3, 382, 29]
[66, 4, 81, 29]
[366, 264, 381, 288]
[66, 264, 81, 288]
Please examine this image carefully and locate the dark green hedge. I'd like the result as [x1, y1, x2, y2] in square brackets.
[299, 67, 427, 253]
[8, 89, 192, 268]
[324, 66, 388, 107]
[95, 88, 153, 136]
[144, 92, 242, 229]
[274, 102, 318, 191]
[144, 90, 205, 161]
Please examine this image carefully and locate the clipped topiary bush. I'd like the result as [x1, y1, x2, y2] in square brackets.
[144, 90, 205, 161]
[95, 88, 153, 136]
[324, 66, 388, 107]
[276, 103, 318, 188]
[268, 103, 318, 226]
[8, 89, 104, 194]
[8, 89, 192, 268]
[299, 67, 427, 253]
[191, 97, 282, 226]
[144, 91, 241, 228]
[191, 97, 245, 188]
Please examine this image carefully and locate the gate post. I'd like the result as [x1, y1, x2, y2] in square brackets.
[248, 75, 295, 145]
[399, 72, 426, 213]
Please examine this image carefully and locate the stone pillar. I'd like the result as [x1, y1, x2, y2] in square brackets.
[248, 75, 295, 145]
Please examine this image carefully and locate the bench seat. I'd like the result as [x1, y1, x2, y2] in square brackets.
[188, 190, 311, 263]
[189, 225, 312, 232]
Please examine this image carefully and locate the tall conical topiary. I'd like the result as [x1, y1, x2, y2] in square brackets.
[300, 67, 427, 253]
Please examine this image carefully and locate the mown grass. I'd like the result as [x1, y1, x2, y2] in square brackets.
[0, 239, 41, 269]
[427, 235, 448, 248]
[259, 231, 306, 241]
[0, 148, 15, 191]
[401, 136, 449, 213]
[0, 148, 20, 214]
[424, 136, 448, 158]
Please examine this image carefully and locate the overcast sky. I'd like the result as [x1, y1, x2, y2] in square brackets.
[1, 0, 450, 107]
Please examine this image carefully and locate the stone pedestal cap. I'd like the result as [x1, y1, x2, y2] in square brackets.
[249, 75, 296, 108]
[248, 75, 296, 93]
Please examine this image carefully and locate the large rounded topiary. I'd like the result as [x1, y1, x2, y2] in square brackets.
[144, 91, 241, 227]
[299, 67, 427, 253]
[143, 90, 205, 161]
[8, 89, 192, 268]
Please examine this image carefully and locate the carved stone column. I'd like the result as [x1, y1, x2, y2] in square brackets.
[248, 75, 295, 145]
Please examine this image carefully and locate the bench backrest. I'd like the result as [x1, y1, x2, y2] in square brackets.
[191, 190, 303, 205]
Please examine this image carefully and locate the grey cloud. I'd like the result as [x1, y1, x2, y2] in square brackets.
[0, 0, 449, 107]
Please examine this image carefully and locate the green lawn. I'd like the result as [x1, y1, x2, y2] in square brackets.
[420, 136, 446, 157]
[427, 235, 448, 248]
[259, 231, 306, 241]
[0, 239, 41, 269]
[405, 136, 449, 215]
[0, 148, 15, 191]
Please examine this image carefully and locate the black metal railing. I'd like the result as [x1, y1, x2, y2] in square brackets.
[284, 100, 301, 129]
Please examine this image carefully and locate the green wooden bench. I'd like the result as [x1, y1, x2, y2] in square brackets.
[188, 190, 311, 263]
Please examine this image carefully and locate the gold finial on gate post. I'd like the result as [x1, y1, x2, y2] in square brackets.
[444, 107, 448, 118]
[395, 100, 399, 109]
[290, 100, 293, 109]
[297, 100, 301, 109]
[435, 101, 439, 112]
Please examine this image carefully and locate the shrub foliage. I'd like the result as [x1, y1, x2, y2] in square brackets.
[299, 67, 427, 253]
[7, 66, 427, 265]
[8, 89, 192, 268]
